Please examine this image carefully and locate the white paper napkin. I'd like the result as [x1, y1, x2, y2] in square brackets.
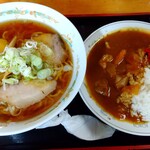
[36, 110, 115, 141]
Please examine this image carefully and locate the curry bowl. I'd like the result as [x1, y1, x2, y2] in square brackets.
[79, 20, 150, 135]
[0, 2, 86, 135]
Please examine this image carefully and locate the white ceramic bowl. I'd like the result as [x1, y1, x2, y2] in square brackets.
[0, 2, 86, 135]
[79, 20, 150, 136]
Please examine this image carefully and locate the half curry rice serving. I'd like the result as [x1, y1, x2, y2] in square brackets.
[85, 28, 150, 123]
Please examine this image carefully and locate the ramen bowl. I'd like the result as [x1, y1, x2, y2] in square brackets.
[0, 2, 86, 135]
[79, 20, 150, 136]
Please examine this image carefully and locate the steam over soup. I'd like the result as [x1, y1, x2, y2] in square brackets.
[86, 28, 150, 123]
[0, 20, 73, 122]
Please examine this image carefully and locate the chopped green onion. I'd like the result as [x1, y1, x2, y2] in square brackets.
[2, 78, 19, 85]
[38, 42, 54, 57]
[31, 54, 43, 70]
[0, 39, 55, 86]
[37, 68, 51, 79]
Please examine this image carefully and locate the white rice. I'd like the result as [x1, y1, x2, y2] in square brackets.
[131, 67, 150, 121]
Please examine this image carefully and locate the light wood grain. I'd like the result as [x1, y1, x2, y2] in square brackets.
[0, 0, 150, 16]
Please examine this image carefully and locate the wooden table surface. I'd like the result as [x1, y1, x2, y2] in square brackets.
[0, 0, 150, 17]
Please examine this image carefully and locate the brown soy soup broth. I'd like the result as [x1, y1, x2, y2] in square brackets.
[86, 27, 150, 124]
[0, 20, 73, 122]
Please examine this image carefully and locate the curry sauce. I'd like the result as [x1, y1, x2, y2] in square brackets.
[86, 28, 150, 123]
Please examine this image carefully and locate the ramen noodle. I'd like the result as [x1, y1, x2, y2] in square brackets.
[0, 20, 73, 122]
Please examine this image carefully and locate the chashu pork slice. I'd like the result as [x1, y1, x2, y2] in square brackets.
[0, 80, 57, 109]
[32, 33, 67, 65]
